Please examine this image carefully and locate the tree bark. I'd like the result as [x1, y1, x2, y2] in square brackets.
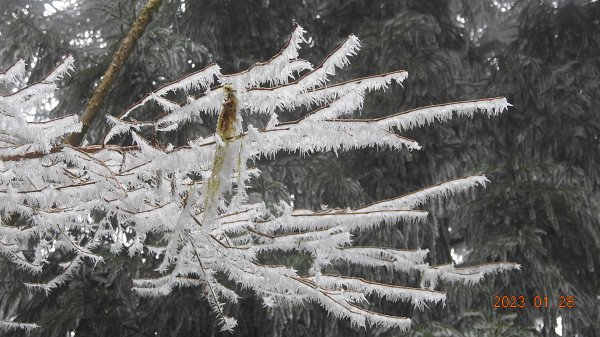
[65, 0, 163, 146]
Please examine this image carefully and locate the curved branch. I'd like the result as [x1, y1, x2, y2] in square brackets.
[65, 0, 163, 146]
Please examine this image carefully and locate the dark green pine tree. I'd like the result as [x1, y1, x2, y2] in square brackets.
[438, 1, 600, 336]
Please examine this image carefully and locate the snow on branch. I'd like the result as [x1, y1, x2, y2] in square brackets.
[296, 34, 361, 89]
[312, 274, 446, 309]
[117, 63, 222, 120]
[43, 55, 75, 82]
[0, 320, 39, 334]
[420, 262, 521, 290]
[222, 24, 312, 88]
[358, 176, 490, 211]
[329, 97, 511, 132]
[0, 56, 80, 155]
[255, 209, 428, 234]
[326, 246, 430, 273]
[0, 59, 26, 85]
[0, 26, 516, 332]
[247, 119, 422, 156]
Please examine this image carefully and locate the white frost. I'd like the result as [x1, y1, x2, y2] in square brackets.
[0, 25, 514, 333]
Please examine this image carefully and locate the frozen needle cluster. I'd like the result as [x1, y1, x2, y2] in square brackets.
[0, 25, 518, 332]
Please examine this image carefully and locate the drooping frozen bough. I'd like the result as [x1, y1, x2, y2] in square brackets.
[0, 25, 518, 332]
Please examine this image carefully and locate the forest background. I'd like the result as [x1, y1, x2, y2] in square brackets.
[0, 0, 598, 336]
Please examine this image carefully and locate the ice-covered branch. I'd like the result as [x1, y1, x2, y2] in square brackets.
[312, 274, 446, 309]
[359, 176, 490, 211]
[117, 63, 222, 120]
[0, 59, 26, 85]
[0, 25, 515, 333]
[256, 209, 428, 234]
[0, 56, 79, 155]
[328, 97, 510, 132]
[222, 24, 312, 88]
[0, 320, 39, 334]
[420, 262, 521, 290]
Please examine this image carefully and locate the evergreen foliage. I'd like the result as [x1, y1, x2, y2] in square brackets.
[453, 2, 600, 336]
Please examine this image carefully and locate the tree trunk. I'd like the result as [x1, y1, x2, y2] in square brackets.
[65, 0, 162, 146]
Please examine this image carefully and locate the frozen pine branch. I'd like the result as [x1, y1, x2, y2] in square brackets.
[0, 25, 518, 332]
[0, 320, 40, 334]
[0, 60, 26, 85]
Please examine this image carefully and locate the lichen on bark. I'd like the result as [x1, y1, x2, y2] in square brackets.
[203, 85, 239, 224]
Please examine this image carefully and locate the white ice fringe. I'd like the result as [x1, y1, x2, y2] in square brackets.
[118, 63, 221, 119]
[0, 320, 40, 334]
[43, 55, 75, 82]
[359, 176, 490, 212]
[222, 25, 311, 88]
[256, 209, 428, 234]
[330, 97, 511, 132]
[0, 59, 26, 85]
[312, 274, 446, 309]
[0, 58, 81, 154]
[420, 262, 521, 290]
